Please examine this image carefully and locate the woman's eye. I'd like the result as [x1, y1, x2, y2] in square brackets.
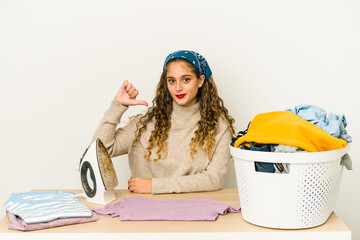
[184, 78, 190, 82]
[168, 79, 175, 83]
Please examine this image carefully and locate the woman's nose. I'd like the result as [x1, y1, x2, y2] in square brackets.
[176, 82, 183, 91]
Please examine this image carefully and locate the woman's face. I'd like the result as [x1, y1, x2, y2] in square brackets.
[165, 61, 205, 107]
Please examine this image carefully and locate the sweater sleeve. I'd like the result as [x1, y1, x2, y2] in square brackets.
[152, 128, 232, 194]
[91, 99, 139, 157]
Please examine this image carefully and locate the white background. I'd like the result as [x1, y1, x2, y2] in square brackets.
[0, 0, 359, 238]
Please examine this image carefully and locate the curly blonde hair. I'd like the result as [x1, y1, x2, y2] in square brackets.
[132, 58, 235, 161]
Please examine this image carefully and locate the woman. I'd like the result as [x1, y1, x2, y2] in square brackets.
[92, 50, 235, 194]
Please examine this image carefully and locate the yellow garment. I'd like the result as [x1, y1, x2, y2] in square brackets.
[234, 111, 348, 152]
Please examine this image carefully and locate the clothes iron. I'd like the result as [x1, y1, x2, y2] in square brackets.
[79, 138, 118, 205]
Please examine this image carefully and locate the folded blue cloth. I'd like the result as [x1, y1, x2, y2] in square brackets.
[3, 191, 92, 224]
[286, 105, 352, 143]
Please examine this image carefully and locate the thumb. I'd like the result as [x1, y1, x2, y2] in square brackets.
[133, 100, 149, 107]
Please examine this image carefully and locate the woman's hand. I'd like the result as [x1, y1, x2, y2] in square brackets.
[128, 177, 152, 194]
[115, 80, 148, 107]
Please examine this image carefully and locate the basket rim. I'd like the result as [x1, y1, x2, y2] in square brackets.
[230, 144, 350, 164]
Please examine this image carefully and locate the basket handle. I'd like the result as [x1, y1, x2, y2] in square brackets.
[341, 153, 352, 170]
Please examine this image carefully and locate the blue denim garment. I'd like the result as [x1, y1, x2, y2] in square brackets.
[286, 105, 352, 143]
[240, 143, 276, 173]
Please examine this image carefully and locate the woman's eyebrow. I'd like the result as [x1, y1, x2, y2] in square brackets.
[167, 74, 192, 79]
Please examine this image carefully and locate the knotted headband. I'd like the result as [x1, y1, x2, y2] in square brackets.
[163, 50, 212, 80]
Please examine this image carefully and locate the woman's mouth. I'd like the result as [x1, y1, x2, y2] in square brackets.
[176, 94, 186, 99]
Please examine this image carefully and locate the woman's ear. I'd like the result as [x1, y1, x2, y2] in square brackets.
[198, 75, 205, 88]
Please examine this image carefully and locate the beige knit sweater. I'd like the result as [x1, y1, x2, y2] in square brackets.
[92, 99, 232, 194]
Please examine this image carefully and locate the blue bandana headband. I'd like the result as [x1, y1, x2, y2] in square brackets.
[163, 50, 212, 80]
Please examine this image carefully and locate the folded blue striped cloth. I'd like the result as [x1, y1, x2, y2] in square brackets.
[3, 191, 91, 224]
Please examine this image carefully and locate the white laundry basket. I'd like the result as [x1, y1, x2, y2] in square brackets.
[230, 144, 350, 229]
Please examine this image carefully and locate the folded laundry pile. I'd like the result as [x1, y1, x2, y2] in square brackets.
[93, 196, 241, 221]
[3, 191, 97, 231]
[231, 105, 352, 173]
